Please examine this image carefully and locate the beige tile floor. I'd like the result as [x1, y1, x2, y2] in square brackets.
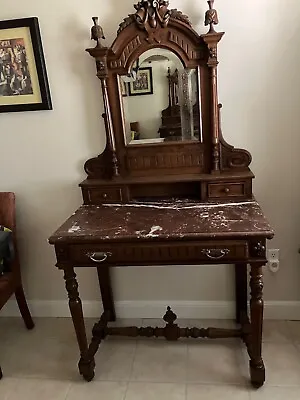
[1, 318, 300, 399]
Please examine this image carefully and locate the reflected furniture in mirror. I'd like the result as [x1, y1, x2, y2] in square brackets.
[49, 0, 273, 388]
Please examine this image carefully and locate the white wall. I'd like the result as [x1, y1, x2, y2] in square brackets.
[1, 0, 300, 316]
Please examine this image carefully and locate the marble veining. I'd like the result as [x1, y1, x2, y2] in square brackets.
[49, 199, 274, 243]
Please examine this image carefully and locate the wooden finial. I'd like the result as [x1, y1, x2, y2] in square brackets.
[91, 17, 106, 48]
[163, 306, 177, 325]
[205, 0, 219, 33]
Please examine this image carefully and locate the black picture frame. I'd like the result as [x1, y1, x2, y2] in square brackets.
[0, 17, 52, 113]
[128, 67, 153, 96]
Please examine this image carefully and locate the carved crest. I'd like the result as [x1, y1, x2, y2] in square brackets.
[134, 0, 171, 29]
[117, 1, 192, 38]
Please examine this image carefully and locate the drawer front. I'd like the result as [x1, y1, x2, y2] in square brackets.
[87, 187, 123, 203]
[208, 182, 246, 199]
[69, 241, 248, 266]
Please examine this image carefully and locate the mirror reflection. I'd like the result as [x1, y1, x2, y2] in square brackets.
[119, 49, 201, 145]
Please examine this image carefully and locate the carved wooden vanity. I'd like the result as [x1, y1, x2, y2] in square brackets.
[49, 0, 273, 388]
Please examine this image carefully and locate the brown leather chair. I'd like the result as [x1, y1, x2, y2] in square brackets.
[0, 192, 34, 378]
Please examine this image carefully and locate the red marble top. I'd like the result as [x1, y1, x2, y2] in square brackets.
[49, 199, 274, 244]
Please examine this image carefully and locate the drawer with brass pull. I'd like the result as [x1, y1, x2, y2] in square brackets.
[207, 182, 246, 199]
[68, 240, 249, 266]
[84, 187, 123, 204]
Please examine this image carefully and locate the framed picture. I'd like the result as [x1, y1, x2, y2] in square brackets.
[120, 78, 128, 97]
[128, 67, 153, 96]
[0, 17, 52, 113]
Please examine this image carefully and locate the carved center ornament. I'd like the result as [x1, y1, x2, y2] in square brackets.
[134, 0, 171, 29]
[115, 0, 191, 43]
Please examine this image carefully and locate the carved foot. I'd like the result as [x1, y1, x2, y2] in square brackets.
[249, 360, 265, 388]
[79, 357, 96, 382]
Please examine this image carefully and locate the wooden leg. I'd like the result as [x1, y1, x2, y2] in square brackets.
[63, 266, 95, 382]
[235, 263, 248, 323]
[97, 266, 116, 322]
[249, 263, 265, 388]
[15, 285, 34, 330]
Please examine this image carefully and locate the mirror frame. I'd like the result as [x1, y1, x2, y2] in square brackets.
[85, 1, 251, 180]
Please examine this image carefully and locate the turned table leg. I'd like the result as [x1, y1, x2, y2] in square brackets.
[63, 266, 95, 381]
[97, 266, 116, 321]
[249, 263, 265, 388]
[235, 263, 248, 324]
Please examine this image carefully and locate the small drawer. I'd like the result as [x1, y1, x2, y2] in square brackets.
[87, 187, 123, 203]
[207, 182, 246, 199]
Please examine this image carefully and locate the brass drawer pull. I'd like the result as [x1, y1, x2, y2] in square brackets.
[224, 187, 230, 193]
[88, 252, 112, 263]
[201, 249, 230, 259]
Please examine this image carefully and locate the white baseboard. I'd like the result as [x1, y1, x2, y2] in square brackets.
[1, 299, 300, 320]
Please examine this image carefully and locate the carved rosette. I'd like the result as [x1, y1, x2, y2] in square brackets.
[250, 241, 266, 258]
[96, 59, 108, 79]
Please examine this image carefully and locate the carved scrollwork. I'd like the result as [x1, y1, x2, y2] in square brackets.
[134, 0, 171, 29]
[218, 104, 252, 170]
[117, 4, 191, 37]
[117, 15, 135, 34]
[170, 9, 191, 26]
[227, 149, 252, 169]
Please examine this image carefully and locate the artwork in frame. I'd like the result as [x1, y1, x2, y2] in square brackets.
[128, 67, 153, 96]
[0, 17, 52, 113]
[120, 78, 128, 97]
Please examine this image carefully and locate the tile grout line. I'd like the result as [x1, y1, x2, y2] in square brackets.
[185, 337, 189, 400]
[62, 381, 73, 400]
[123, 339, 139, 399]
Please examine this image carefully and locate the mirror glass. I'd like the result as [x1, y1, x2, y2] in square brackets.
[119, 49, 201, 145]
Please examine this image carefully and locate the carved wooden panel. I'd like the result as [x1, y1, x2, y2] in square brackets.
[110, 36, 141, 69]
[127, 151, 204, 171]
[169, 31, 203, 60]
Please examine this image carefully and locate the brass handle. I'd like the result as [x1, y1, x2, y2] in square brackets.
[88, 252, 112, 263]
[102, 193, 108, 199]
[201, 249, 230, 259]
[224, 187, 230, 193]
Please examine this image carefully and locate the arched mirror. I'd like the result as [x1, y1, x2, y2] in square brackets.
[119, 48, 201, 145]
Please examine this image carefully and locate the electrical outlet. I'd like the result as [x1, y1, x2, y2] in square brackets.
[267, 249, 280, 272]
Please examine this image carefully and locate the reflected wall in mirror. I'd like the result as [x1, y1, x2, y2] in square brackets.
[119, 49, 201, 145]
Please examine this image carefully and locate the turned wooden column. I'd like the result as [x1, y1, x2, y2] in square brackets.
[63, 265, 95, 381]
[202, 1, 224, 173]
[86, 35, 119, 177]
[249, 262, 265, 388]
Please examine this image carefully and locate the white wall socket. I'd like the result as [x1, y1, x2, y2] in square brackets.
[267, 249, 280, 272]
